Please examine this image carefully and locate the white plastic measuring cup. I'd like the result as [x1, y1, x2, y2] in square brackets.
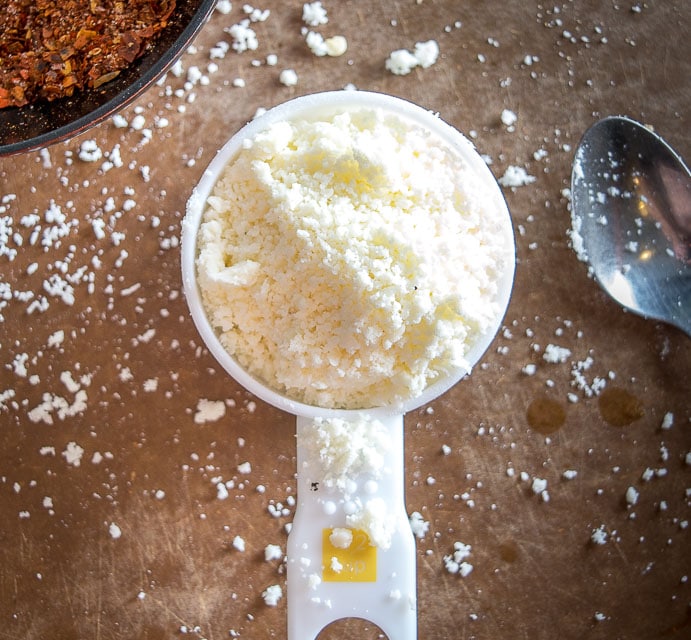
[181, 91, 515, 640]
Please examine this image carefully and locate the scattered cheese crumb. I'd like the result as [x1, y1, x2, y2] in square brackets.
[501, 109, 518, 129]
[264, 544, 283, 561]
[262, 584, 283, 606]
[386, 40, 440, 75]
[279, 69, 298, 86]
[62, 441, 85, 467]
[193, 398, 226, 424]
[329, 527, 353, 549]
[543, 344, 572, 363]
[498, 165, 536, 188]
[232, 535, 246, 552]
[409, 511, 430, 538]
[444, 541, 473, 576]
[302, 1, 328, 26]
[531, 477, 547, 495]
[625, 486, 639, 506]
[591, 525, 607, 545]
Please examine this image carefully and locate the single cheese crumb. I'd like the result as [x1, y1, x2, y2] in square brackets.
[625, 486, 639, 506]
[109, 522, 122, 539]
[194, 398, 226, 424]
[329, 527, 353, 549]
[330, 556, 343, 572]
[197, 106, 512, 409]
[591, 524, 608, 545]
[264, 544, 283, 561]
[531, 477, 547, 494]
[409, 511, 430, 538]
[232, 535, 246, 552]
[498, 165, 536, 188]
[303, 1, 328, 26]
[62, 441, 84, 467]
[262, 584, 283, 606]
[501, 109, 518, 128]
[660, 412, 674, 430]
[386, 40, 440, 75]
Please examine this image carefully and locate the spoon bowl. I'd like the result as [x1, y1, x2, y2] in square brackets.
[570, 115, 691, 336]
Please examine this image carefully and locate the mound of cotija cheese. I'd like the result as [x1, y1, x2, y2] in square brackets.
[196, 106, 510, 409]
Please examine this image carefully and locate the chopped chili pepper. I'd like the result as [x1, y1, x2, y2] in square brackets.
[0, 0, 176, 109]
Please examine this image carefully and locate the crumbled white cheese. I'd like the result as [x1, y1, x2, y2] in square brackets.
[444, 541, 473, 576]
[498, 165, 536, 188]
[232, 535, 246, 552]
[216, 482, 229, 500]
[264, 544, 283, 561]
[302, 1, 328, 26]
[262, 584, 283, 606]
[501, 109, 518, 128]
[386, 40, 440, 75]
[531, 477, 547, 495]
[591, 524, 607, 545]
[216, 0, 232, 14]
[197, 107, 512, 409]
[78, 140, 103, 162]
[305, 31, 347, 57]
[329, 527, 353, 549]
[279, 68, 298, 86]
[409, 511, 430, 538]
[330, 556, 343, 572]
[62, 441, 85, 467]
[226, 20, 259, 53]
[660, 412, 674, 430]
[193, 398, 226, 424]
[302, 417, 390, 494]
[625, 485, 639, 506]
[543, 343, 572, 363]
[109, 522, 122, 539]
[346, 497, 396, 549]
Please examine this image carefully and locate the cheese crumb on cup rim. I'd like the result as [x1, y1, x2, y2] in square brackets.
[181, 90, 515, 420]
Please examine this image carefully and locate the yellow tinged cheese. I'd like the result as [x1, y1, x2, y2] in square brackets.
[196, 106, 510, 409]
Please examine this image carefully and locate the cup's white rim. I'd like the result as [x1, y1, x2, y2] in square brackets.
[181, 90, 516, 419]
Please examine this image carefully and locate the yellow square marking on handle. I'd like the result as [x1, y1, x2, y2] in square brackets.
[322, 528, 377, 582]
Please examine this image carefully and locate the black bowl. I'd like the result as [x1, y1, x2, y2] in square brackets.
[0, 0, 217, 156]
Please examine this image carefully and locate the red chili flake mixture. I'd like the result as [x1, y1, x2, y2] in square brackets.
[0, 0, 176, 109]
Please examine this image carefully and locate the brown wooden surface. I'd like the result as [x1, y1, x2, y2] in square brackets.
[1, 2, 689, 639]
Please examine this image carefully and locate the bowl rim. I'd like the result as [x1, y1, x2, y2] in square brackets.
[0, 0, 217, 157]
[181, 90, 516, 419]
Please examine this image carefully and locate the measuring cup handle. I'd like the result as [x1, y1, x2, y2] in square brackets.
[287, 414, 417, 640]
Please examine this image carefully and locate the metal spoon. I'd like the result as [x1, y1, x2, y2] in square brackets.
[570, 115, 691, 336]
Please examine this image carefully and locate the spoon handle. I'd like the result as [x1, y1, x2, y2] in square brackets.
[287, 414, 417, 639]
